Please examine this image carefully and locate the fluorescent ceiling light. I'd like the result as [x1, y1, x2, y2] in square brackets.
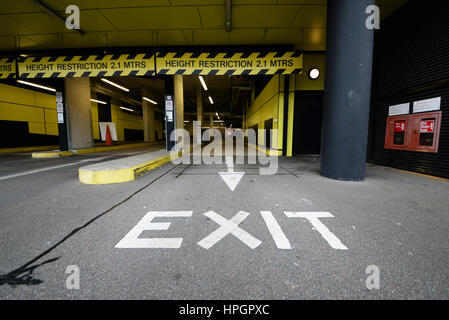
[209, 96, 214, 105]
[101, 78, 129, 92]
[143, 97, 157, 105]
[215, 112, 219, 117]
[17, 80, 56, 92]
[120, 106, 134, 112]
[199, 76, 208, 91]
[91, 98, 107, 105]
[184, 120, 189, 123]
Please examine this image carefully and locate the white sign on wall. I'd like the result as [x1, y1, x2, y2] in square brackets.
[388, 103, 410, 116]
[57, 102, 64, 113]
[57, 112, 64, 123]
[413, 97, 441, 113]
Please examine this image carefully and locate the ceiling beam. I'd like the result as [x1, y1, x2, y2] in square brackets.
[226, 0, 232, 32]
[32, 0, 85, 36]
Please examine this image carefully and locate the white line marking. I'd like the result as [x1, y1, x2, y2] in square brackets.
[115, 211, 193, 249]
[0, 156, 111, 181]
[219, 156, 245, 192]
[198, 211, 262, 249]
[260, 211, 292, 249]
[285, 212, 348, 250]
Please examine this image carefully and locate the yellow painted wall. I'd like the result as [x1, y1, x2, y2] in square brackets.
[111, 101, 143, 141]
[295, 53, 325, 91]
[246, 75, 281, 148]
[245, 74, 296, 153]
[91, 101, 100, 140]
[0, 83, 58, 136]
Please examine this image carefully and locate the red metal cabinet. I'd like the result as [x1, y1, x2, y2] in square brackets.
[407, 111, 442, 153]
[384, 115, 410, 150]
[385, 111, 442, 153]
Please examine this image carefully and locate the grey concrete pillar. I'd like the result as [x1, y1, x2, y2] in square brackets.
[142, 88, 156, 142]
[320, 0, 375, 181]
[64, 77, 93, 149]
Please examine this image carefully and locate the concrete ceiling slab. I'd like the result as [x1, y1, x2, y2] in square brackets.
[0, 0, 407, 52]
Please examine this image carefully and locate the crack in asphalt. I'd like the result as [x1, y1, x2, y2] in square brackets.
[0, 163, 180, 287]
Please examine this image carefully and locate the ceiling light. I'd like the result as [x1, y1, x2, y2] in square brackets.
[120, 106, 134, 112]
[17, 80, 56, 92]
[91, 98, 107, 105]
[199, 76, 208, 91]
[101, 78, 129, 92]
[143, 97, 157, 105]
[215, 112, 219, 117]
[308, 68, 320, 80]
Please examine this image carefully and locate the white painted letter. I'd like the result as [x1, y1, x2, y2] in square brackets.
[115, 211, 193, 248]
[260, 211, 291, 249]
[198, 211, 261, 249]
[285, 212, 348, 250]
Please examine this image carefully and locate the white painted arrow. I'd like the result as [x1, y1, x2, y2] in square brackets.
[219, 156, 245, 192]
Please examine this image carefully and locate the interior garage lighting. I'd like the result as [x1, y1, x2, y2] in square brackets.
[308, 68, 320, 80]
[17, 80, 56, 92]
[215, 112, 219, 117]
[143, 97, 157, 105]
[199, 76, 208, 91]
[90, 98, 107, 105]
[120, 106, 134, 112]
[209, 96, 214, 105]
[101, 78, 129, 92]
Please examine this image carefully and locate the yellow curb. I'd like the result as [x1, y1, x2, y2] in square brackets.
[32, 150, 75, 158]
[247, 143, 283, 156]
[74, 142, 153, 155]
[31, 142, 159, 158]
[78, 151, 183, 185]
[0, 145, 59, 155]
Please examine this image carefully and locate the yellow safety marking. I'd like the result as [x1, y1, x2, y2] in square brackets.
[0, 145, 59, 155]
[247, 143, 283, 156]
[17, 54, 155, 78]
[79, 150, 185, 185]
[156, 52, 303, 75]
[0, 57, 16, 79]
[31, 142, 158, 158]
[391, 168, 449, 182]
[32, 151, 74, 158]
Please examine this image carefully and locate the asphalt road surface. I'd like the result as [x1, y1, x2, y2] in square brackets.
[0, 145, 448, 299]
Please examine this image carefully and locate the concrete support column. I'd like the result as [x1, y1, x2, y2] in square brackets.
[64, 77, 93, 149]
[320, 0, 374, 181]
[142, 88, 156, 142]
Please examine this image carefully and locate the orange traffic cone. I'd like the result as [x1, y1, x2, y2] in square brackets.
[105, 124, 113, 146]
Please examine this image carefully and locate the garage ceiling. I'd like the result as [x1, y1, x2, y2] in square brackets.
[0, 0, 408, 53]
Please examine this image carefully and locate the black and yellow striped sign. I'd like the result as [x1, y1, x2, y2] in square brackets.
[0, 57, 16, 79]
[156, 52, 303, 75]
[17, 54, 155, 78]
